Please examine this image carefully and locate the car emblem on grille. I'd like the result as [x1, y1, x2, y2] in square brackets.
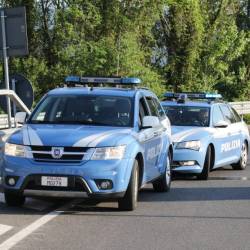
[51, 147, 64, 159]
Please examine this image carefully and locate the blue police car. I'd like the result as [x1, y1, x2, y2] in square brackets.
[161, 92, 250, 180]
[0, 77, 172, 211]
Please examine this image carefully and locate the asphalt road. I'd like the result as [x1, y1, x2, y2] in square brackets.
[0, 164, 250, 250]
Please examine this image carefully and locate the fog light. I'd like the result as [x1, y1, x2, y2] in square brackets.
[95, 179, 113, 190]
[8, 178, 16, 186]
[179, 161, 196, 166]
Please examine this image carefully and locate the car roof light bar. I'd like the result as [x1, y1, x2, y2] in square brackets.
[164, 92, 222, 100]
[65, 76, 141, 86]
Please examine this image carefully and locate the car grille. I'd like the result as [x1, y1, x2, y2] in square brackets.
[30, 146, 90, 163]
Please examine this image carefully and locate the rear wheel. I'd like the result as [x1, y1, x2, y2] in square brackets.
[197, 146, 211, 180]
[4, 192, 25, 207]
[118, 160, 139, 211]
[232, 142, 248, 170]
[152, 152, 171, 192]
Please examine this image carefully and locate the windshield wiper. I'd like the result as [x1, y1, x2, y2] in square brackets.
[30, 120, 56, 124]
[30, 120, 110, 126]
[78, 120, 110, 126]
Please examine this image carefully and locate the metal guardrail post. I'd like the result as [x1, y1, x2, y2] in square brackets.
[1, 10, 12, 128]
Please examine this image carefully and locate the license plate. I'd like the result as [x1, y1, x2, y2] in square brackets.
[41, 176, 68, 187]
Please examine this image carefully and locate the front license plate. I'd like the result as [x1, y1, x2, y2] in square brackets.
[41, 176, 68, 187]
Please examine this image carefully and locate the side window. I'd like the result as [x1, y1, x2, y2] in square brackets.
[153, 98, 166, 120]
[146, 97, 158, 117]
[212, 105, 225, 125]
[139, 97, 149, 127]
[220, 104, 236, 124]
[230, 107, 241, 123]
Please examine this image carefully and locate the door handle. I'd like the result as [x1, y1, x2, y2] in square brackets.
[153, 132, 159, 137]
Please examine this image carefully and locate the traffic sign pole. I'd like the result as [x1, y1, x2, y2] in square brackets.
[1, 10, 11, 128]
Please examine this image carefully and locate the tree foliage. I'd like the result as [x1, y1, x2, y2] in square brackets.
[154, 0, 250, 101]
[0, 0, 248, 101]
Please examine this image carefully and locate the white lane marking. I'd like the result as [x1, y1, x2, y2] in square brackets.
[0, 224, 13, 237]
[0, 201, 74, 250]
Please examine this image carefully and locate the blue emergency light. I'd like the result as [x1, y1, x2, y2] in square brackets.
[164, 92, 222, 100]
[65, 76, 141, 86]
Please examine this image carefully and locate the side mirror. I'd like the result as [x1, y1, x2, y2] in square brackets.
[15, 112, 27, 125]
[142, 116, 160, 129]
[214, 120, 228, 128]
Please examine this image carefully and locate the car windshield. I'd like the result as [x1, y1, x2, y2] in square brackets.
[162, 105, 210, 127]
[29, 95, 133, 127]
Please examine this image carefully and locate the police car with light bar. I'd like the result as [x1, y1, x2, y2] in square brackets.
[0, 76, 172, 211]
[161, 92, 250, 180]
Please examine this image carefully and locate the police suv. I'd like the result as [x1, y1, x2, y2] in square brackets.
[0, 77, 172, 211]
[161, 92, 249, 180]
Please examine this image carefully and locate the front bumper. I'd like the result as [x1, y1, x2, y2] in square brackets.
[171, 148, 205, 174]
[0, 155, 134, 199]
[22, 190, 125, 199]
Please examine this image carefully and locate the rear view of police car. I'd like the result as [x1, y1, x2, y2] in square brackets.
[161, 92, 249, 180]
[1, 77, 172, 211]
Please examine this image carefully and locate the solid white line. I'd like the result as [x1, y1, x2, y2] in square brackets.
[0, 224, 13, 237]
[0, 202, 73, 250]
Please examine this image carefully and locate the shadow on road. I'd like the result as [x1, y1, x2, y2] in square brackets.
[0, 186, 250, 215]
[139, 186, 250, 202]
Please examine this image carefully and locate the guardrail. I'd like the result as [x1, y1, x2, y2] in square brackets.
[229, 101, 250, 115]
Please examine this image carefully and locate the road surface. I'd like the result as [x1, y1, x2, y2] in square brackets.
[0, 164, 250, 250]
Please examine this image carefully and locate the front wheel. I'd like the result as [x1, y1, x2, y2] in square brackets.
[5, 192, 25, 207]
[152, 152, 171, 192]
[197, 146, 211, 180]
[232, 142, 248, 170]
[118, 160, 139, 211]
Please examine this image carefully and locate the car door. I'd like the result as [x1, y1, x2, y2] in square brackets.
[152, 97, 171, 170]
[137, 96, 156, 181]
[212, 104, 230, 167]
[144, 96, 165, 179]
[227, 105, 243, 158]
[219, 104, 240, 164]
[230, 106, 248, 150]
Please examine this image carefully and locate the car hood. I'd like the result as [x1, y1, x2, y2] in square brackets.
[8, 124, 134, 147]
[172, 126, 212, 143]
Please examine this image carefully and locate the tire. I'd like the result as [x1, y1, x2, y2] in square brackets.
[232, 142, 248, 170]
[152, 152, 171, 192]
[118, 160, 139, 211]
[197, 146, 211, 180]
[4, 192, 25, 207]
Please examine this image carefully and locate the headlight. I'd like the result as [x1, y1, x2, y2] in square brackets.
[91, 145, 126, 160]
[175, 140, 201, 151]
[4, 143, 31, 157]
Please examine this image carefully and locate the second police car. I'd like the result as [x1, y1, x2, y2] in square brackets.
[161, 92, 250, 180]
[0, 76, 172, 211]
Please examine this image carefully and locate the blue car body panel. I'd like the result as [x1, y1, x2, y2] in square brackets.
[0, 86, 171, 199]
[161, 100, 250, 174]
